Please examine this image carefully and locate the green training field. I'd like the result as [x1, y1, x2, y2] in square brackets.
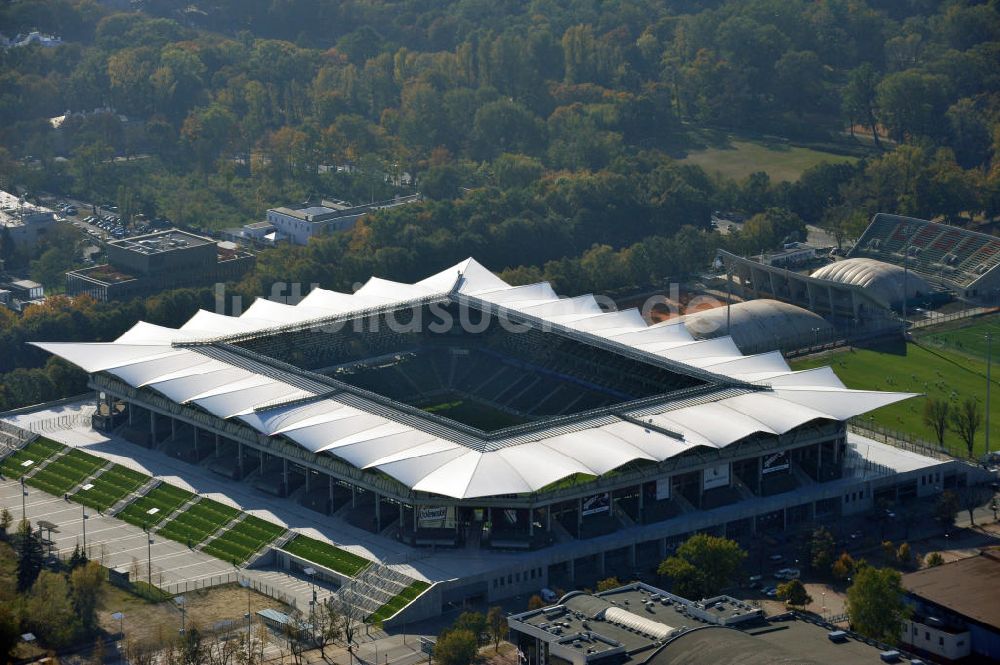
[25, 448, 106, 497]
[679, 138, 858, 182]
[367, 580, 431, 624]
[71, 464, 149, 511]
[281, 534, 370, 577]
[913, 314, 1000, 361]
[117, 483, 194, 529]
[157, 497, 240, 547]
[201, 515, 287, 564]
[0, 438, 64, 479]
[792, 339, 999, 457]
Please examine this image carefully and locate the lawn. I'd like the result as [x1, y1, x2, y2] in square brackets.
[201, 515, 287, 565]
[913, 313, 1000, 361]
[157, 497, 240, 547]
[791, 339, 999, 457]
[679, 138, 858, 182]
[118, 483, 194, 529]
[366, 580, 431, 624]
[25, 448, 106, 497]
[71, 464, 149, 511]
[281, 535, 370, 577]
[0, 438, 64, 479]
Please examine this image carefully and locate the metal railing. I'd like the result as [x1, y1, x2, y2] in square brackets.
[907, 305, 998, 329]
[848, 419, 965, 462]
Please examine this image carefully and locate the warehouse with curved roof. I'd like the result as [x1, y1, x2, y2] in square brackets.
[811, 258, 931, 306]
[681, 300, 835, 354]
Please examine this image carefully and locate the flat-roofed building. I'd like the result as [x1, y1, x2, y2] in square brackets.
[262, 195, 421, 245]
[66, 229, 255, 301]
[901, 548, 1000, 661]
[508, 583, 916, 665]
[0, 190, 56, 248]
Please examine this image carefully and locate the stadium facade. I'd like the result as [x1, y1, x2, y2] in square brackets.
[31, 259, 974, 611]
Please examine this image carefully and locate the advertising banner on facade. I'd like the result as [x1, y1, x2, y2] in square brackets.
[581, 492, 610, 516]
[655, 478, 671, 501]
[702, 463, 731, 490]
[762, 451, 790, 475]
[418, 505, 454, 528]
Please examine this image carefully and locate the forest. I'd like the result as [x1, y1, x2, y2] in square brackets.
[0, 0, 999, 410]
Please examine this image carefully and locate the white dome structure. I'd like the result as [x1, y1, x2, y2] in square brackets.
[810, 258, 931, 306]
[681, 300, 834, 354]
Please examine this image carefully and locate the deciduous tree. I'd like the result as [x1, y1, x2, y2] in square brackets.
[922, 398, 950, 446]
[777, 579, 811, 608]
[846, 566, 909, 644]
[657, 534, 746, 599]
[949, 397, 982, 457]
[487, 606, 506, 653]
[435, 628, 478, 665]
[810, 527, 835, 574]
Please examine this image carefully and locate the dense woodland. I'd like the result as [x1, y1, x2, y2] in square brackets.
[0, 0, 999, 410]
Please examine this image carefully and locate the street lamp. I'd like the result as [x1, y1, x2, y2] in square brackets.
[239, 578, 252, 664]
[143, 524, 153, 586]
[82, 505, 88, 553]
[20, 476, 27, 521]
[303, 566, 317, 644]
[111, 611, 124, 663]
[175, 595, 186, 635]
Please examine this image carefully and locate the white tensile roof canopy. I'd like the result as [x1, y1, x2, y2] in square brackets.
[32, 258, 915, 499]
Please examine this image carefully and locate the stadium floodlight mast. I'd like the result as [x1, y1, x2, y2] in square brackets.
[987, 331, 992, 456]
[901, 224, 912, 323]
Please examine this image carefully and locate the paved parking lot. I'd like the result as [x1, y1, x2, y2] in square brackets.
[0, 478, 237, 588]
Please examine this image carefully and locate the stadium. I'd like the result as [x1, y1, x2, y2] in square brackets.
[5, 258, 980, 624]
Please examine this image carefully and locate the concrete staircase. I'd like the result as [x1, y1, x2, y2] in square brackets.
[20, 446, 70, 480]
[197, 511, 246, 552]
[66, 460, 115, 496]
[109, 477, 162, 517]
[244, 528, 296, 569]
[730, 475, 756, 502]
[335, 561, 422, 619]
[549, 516, 575, 543]
[613, 501, 635, 528]
[789, 461, 814, 488]
[157, 494, 200, 529]
[672, 492, 698, 514]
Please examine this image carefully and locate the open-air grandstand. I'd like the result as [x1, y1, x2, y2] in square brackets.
[3, 258, 985, 625]
[849, 213, 1000, 300]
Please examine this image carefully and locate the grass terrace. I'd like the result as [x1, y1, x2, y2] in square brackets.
[367, 581, 431, 624]
[72, 464, 149, 511]
[282, 535, 370, 577]
[201, 515, 287, 564]
[157, 497, 240, 547]
[25, 448, 106, 497]
[0, 438, 64, 479]
[118, 484, 194, 528]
